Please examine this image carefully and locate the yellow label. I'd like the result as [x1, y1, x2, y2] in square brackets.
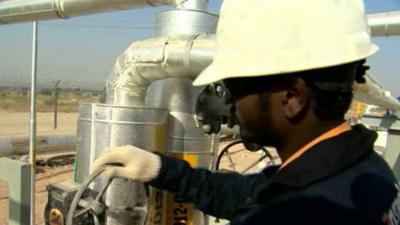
[170, 153, 199, 167]
[155, 125, 166, 153]
[166, 194, 195, 225]
[49, 208, 64, 225]
[147, 125, 167, 225]
[147, 188, 166, 225]
[165, 153, 199, 225]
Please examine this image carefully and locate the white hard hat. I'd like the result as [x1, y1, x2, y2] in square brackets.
[193, 0, 379, 86]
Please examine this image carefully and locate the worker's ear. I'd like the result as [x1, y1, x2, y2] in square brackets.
[283, 78, 309, 120]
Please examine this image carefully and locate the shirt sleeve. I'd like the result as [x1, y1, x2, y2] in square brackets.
[147, 154, 267, 219]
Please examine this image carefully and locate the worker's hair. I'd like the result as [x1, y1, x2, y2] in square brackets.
[298, 60, 367, 120]
[307, 85, 353, 120]
[223, 60, 368, 120]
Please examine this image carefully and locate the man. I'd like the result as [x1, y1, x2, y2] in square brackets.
[91, 0, 400, 224]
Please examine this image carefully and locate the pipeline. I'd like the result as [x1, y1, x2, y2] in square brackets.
[106, 34, 215, 106]
[106, 33, 400, 114]
[368, 11, 400, 37]
[0, 0, 207, 24]
[0, 134, 76, 157]
[353, 73, 400, 112]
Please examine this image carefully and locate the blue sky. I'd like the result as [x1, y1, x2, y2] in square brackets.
[0, 0, 399, 96]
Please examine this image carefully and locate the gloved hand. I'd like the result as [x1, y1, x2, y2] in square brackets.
[90, 145, 161, 183]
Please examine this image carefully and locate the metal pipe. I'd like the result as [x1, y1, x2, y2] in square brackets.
[29, 20, 38, 225]
[105, 33, 400, 113]
[354, 73, 400, 111]
[106, 34, 215, 106]
[155, 8, 218, 37]
[0, 0, 178, 24]
[368, 11, 400, 37]
[0, 134, 77, 157]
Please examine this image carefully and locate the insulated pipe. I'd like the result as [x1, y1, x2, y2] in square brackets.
[106, 34, 400, 113]
[106, 34, 215, 106]
[0, 0, 179, 24]
[175, 0, 208, 10]
[0, 134, 77, 157]
[353, 73, 400, 111]
[368, 11, 400, 37]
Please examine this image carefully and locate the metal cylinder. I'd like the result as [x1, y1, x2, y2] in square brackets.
[147, 5, 218, 225]
[75, 103, 168, 225]
[175, 0, 209, 11]
[149, 5, 218, 155]
[147, 78, 213, 153]
[368, 11, 400, 37]
[147, 78, 216, 225]
[0, 0, 174, 24]
[155, 9, 218, 37]
[75, 103, 168, 181]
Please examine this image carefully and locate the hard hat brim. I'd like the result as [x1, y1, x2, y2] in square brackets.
[193, 44, 379, 86]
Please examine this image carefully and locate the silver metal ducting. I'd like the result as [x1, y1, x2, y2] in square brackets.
[105, 35, 400, 113]
[174, 0, 208, 10]
[0, 0, 180, 24]
[106, 34, 216, 106]
[354, 73, 400, 111]
[368, 11, 400, 37]
[155, 8, 218, 37]
[74, 103, 168, 225]
[75, 6, 216, 225]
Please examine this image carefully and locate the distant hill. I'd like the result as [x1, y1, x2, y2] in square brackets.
[0, 74, 105, 91]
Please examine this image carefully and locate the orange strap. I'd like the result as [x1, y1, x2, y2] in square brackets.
[279, 122, 351, 170]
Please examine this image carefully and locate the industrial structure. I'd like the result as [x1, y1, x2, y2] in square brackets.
[0, 1, 399, 225]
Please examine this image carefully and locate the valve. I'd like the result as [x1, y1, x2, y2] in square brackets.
[66, 169, 112, 225]
[195, 83, 237, 134]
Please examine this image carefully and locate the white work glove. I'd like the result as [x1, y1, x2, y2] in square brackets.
[90, 145, 161, 183]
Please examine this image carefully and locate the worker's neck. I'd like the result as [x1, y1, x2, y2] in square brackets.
[277, 119, 346, 164]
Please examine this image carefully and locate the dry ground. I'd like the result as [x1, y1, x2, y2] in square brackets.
[0, 163, 73, 225]
[0, 89, 98, 224]
[0, 111, 78, 225]
[0, 111, 78, 137]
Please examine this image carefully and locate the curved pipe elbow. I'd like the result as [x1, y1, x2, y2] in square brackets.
[106, 34, 215, 106]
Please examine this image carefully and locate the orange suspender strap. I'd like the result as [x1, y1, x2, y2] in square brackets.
[279, 122, 351, 170]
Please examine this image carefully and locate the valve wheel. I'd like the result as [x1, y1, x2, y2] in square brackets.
[66, 169, 112, 225]
[214, 140, 277, 174]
